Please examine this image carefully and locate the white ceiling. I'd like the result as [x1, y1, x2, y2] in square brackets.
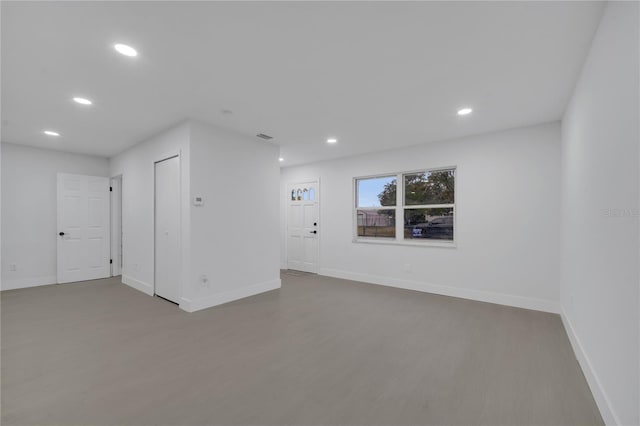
[1, 1, 604, 166]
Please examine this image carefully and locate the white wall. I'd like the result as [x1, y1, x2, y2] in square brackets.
[1, 143, 109, 290]
[109, 120, 280, 312]
[281, 122, 562, 312]
[109, 122, 191, 299]
[185, 121, 281, 312]
[560, 2, 639, 425]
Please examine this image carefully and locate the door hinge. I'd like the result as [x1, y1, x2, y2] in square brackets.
[110, 186, 113, 192]
[110, 259, 113, 264]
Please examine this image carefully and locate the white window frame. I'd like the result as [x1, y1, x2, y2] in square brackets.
[353, 166, 457, 248]
[354, 174, 397, 240]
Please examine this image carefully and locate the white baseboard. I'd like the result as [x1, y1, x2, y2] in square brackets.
[179, 278, 281, 313]
[1, 275, 57, 291]
[319, 268, 560, 314]
[561, 308, 618, 425]
[122, 275, 154, 296]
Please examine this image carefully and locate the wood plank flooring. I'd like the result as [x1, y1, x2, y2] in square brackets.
[1, 272, 603, 425]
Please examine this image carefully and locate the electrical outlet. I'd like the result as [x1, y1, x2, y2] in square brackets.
[200, 275, 209, 288]
[9, 264, 17, 272]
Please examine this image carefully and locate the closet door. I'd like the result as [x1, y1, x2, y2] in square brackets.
[154, 156, 180, 303]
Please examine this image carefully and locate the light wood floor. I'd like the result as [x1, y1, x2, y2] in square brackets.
[1, 272, 602, 426]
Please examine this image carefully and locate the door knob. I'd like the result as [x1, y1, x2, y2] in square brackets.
[310, 230, 317, 234]
[59, 232, 65, 236]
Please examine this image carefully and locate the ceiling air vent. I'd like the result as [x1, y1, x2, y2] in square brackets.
[256, 133, 274, 141]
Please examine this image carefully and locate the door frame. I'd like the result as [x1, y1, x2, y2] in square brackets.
[285, 178, 320, 273]
[110, 175, 123, 277]
[153, 153, 182, 303]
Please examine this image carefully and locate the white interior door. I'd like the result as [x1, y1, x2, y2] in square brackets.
[154, 156, 181, 303]
[57, 173, 110, 284]
[287, 181, 319, 273]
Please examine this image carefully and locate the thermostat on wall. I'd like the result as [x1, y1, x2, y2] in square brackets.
[193, 196, 204, 206]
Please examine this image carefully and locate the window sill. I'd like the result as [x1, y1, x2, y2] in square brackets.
[352, 238, 457, 249]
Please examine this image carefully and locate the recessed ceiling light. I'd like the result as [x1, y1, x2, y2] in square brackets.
[457, 108, 473, 116]
[44, 130, 60, 136]
[327, 138, 338, 144]
[73, 97, 92, 105]
[279, 157, 284, 162]
[114, 43, 138, 57]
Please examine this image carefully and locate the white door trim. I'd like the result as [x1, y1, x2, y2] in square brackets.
[110, 175, 122, 277]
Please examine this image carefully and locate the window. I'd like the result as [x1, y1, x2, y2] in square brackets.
[356, 176, 396, 238]
[354, 167, 455, 244]
[403, 169, 455, 241]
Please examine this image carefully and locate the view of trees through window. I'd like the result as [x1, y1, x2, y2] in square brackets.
[356, 168, 455, 242]
[404, 170, 454, 205]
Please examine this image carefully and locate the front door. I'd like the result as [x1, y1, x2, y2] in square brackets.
[287, 181, 319, 273]
[57, 173, 111, 283]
